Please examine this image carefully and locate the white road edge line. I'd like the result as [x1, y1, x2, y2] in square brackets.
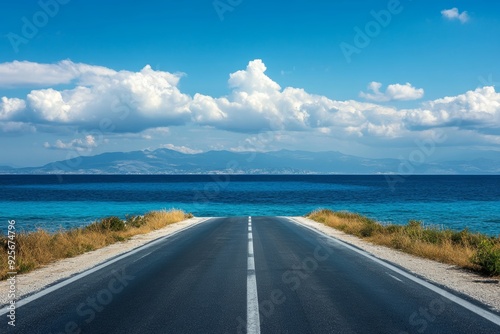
[247, 216, 261, 334]
[0, 217, 211, 316]
[289, 218, 500, 326]
[387, 273, 403, 283]
[132, 251, 153, 263]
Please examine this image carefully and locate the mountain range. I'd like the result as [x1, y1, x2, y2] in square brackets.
[1, 148, 499, 174]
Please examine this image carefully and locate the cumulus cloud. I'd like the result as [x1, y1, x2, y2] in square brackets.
[0, 59, 421, 138]
[0, 97, 26, 120]
[441, 8, 469, 23]
[0, 97, 29, 134]
[160, 144, 202, 154]
[1, 59, 500, 148]
[23, 64, 191, 131]
[192, 59, 351, 132]
[405, 86, 500, 132]
[191, 59, 289, 132]
[0, 60, 116, 88]
[44, 135, 100, 152]
[140, 127, 170, 140]
[229, 132, 284, 152]
[359, 82, 424, 102]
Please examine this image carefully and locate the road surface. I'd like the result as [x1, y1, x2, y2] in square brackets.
[1, 216, 499, 333]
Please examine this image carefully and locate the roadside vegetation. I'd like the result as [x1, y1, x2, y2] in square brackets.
[0, 210, 191, 280]
[307, 209, 500, 277]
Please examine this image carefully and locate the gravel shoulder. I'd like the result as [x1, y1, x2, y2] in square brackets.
[0, 217, 208, 307]
[292, 216, 500, 312]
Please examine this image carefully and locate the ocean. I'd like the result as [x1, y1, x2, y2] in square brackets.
[0, 175, 499, 236]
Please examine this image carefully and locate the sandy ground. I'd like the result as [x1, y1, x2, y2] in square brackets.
[2, 216, 499, 312]
[292, 216, 500, 312]
[0, 217, 208, 307]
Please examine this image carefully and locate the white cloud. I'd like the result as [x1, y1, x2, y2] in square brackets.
[0, 121, 35, 133]
[359, 82, 424, 102]
[1, 59, 500, 149]
[44, 135, 100, 152]
[191, 60, 288, 132]
[405, 86, 500, 131]
[441, 8, 469, 24]
[229, 59, 281, 93]
[0, 60, 116, 88]
[0, 59, 411, 138]
[192, 59, 335, 132]
[0, 97, 29, 134]
[188, 61, 416, 142]
[0, 97, 26, 120]
[229, 132, 284, 152]
[24, 64, 191, 131]
[140, 127, 171, 140]
[160, 144, 202, 154]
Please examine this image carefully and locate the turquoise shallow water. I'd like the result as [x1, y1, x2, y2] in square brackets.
[1, 175, 499, 235]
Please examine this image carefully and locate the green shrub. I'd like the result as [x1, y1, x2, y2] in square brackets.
[359, 222, 382, 237]
[391, 235, 408, 250]
[384, 225, 403, 235]
[126, 215, 146, 228]
[18, 261, 35, 274]
[449, 229, 489, 248]
[98, 216, 126, 231]
[404, 220, 424, 240]
[421, 229, 445, 245]
[473, 240, 500, 276]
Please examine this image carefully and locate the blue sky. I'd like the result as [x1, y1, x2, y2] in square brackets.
[0, 0, 499, 167]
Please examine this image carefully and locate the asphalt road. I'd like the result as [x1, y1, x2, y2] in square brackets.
[1, 216, 499, 333]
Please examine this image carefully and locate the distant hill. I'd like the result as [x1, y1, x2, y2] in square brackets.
[1, 149, 499, 174]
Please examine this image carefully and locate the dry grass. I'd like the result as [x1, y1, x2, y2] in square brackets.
[0, 209, 191, 280]
[307, 209, 500, 276]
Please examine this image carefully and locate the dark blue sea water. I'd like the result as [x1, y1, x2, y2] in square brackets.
[1, 175, 499, 236]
